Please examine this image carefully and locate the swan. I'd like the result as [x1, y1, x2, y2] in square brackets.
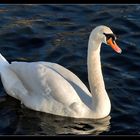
[0, 25, 122, 119]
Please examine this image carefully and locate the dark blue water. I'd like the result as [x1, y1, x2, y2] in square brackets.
[0, 4, 140, 135]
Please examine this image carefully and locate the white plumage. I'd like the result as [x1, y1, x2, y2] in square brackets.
[0, 25, 121, 119]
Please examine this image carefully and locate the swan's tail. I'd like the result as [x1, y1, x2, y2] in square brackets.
[0, 53, 9, 67]
[0, 53, 8, 62]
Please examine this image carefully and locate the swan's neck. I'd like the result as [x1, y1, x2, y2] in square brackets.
[87, 38, 111, 117]
[88, 41, 105, 95]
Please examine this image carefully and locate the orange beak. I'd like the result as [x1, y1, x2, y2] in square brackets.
[107, 38, 122, 54]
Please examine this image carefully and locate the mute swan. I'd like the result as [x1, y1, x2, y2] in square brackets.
[0, 25, 121, 119]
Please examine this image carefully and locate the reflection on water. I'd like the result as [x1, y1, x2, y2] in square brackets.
[0, 4, 140, 135]
[0, 96, 111, 135]
[38, 115, 111, 135]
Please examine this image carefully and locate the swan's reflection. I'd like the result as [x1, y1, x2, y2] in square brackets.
[0, 95, 110, 135]
[15, 104, 111, 135]
[53, 115, 111, 135]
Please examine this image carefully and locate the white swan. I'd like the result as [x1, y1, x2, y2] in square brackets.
[0, 25, 122, 119]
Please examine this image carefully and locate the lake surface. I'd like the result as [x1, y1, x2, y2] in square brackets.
[0, 4, 140, 135]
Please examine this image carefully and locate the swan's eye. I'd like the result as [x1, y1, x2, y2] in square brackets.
[103, 33, 116, 41]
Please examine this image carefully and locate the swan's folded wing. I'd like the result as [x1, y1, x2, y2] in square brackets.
[39, 62, 91, 96]
[36, 62, 92, 107]
[9, 61, 83, 106]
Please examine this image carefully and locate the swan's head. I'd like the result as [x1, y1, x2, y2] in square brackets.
[90, 25, 122, 53]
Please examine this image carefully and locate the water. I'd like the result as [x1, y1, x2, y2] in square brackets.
[0, 4, 140, 135]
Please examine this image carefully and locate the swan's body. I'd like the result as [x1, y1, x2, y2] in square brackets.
[0, 26, 121, 119]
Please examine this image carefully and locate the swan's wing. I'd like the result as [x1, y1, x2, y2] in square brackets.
[38, 62, 91, 96]
[38, 62, 92, 106]
[9, 62, 83, 106]
[23, 61, 92, 108]
[41, 62, 92, 105]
